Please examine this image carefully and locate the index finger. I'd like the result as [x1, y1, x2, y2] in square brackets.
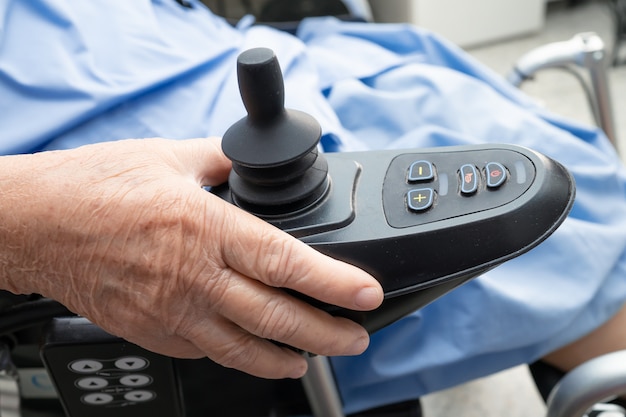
[216, 202, 384, 312]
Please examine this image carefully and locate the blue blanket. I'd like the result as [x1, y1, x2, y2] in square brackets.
[2, 0, 626, 413]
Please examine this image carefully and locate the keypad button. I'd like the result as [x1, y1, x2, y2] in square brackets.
[119, 374, 152, 388]
[408, 160, 434, 182]
[407, 188, 434, 212]
[124, 390, 156, 402]
[76, 377, 109, 390]
[82, 393, 114, 405]
[114, 357, 148, 371]
[486, 162, 507, 188]
[69, 360, 103, 374]
[460, 164, 478, 194]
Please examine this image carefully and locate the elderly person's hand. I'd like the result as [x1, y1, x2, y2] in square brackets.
[0, 138, 383, 379]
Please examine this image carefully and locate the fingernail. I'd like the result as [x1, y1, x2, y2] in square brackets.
[289, 362, 308, 379]
[349, 333, 370, 355]
[355, 287, 383, 309]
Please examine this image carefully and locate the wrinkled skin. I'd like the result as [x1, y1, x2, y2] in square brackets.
[0, 138, 383, 379]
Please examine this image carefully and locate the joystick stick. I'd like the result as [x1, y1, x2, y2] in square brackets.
[212, 47, 576, 333]
[221, 48, 329, 215]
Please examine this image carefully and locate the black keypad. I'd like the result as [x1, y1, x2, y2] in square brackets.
[384, 149, 535, 228]
[68, 356, 157, 407]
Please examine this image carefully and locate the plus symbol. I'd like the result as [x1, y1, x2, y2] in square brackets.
[413, 194, 427, 203]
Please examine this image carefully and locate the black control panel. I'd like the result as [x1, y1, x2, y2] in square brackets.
[207, 47, 575, 333]
[40, 318, 184, 417]
[213, 143, 574, 332]
[383, 148, 534, 228]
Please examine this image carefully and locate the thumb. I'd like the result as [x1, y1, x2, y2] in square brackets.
[171, 137, 232, 187]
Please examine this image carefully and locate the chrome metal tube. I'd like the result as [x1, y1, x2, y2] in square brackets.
[507, 32, 618, 150]
[301, 355, 345, 417]
[546, 350, 626, 417]
[0, 343, 20, 417]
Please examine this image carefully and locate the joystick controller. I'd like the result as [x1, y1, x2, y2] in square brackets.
[37, 47, 576, 417]
[220, 48, 330, 216]
[211, 47, 576, 333]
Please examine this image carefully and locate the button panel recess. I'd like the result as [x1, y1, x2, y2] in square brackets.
[383, 148, 535, 228]
[67, 356, 155, 407]
[41, 320, 184, 417]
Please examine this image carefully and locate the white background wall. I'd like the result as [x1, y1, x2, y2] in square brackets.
[368, 0, 547, 48]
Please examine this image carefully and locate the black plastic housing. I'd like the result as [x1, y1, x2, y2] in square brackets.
[40, 318, 184, 417]
[212, 144, 575, 334]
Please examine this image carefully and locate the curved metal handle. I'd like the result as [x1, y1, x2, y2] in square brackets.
[506, 32, 618, 150]
[546, 350, 626, 417]
[506, 32, 604, 86]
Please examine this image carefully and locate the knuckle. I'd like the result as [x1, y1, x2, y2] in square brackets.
[197, 268, 232, 313]
[256, 234, 301, 288]
[255, 297, 300, 342]
[214, 337, 260, 371]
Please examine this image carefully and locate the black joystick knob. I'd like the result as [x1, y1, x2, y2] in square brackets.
[222, 47, 329, 216]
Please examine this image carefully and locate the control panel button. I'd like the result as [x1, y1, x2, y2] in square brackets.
[486, 162, 507, 188]
[114, 357, 148, 371]
[408, 160, 434, 182]
[124, 390, 156, 402]
[76, 377, 109, 390]
[119, 374, 152, 388]
[82, 392, 114, 405]
[69, 360, 103, 374]
[407, 188, 434, 212]
[460, 164, 478, 194]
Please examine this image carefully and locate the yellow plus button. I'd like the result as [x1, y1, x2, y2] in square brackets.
[408, 188, 434, 212]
